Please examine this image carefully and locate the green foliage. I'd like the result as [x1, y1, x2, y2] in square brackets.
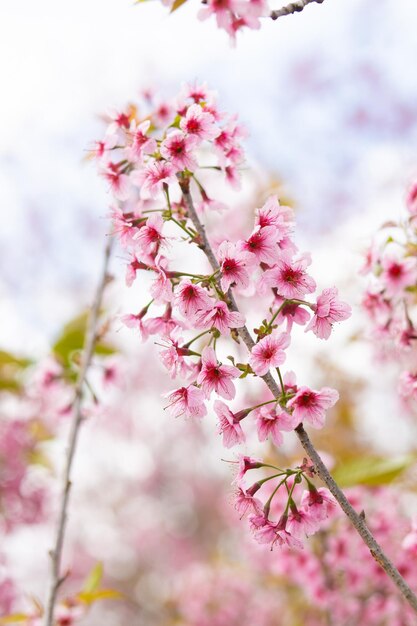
[332, 455, 415, 487]
[0, 350, 32, 393]
[52, 311, 115, 370]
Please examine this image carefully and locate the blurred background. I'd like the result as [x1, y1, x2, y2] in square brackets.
[2, 0, 417, 624]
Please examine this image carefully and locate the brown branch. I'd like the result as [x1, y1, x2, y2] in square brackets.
[270, 0, 325, 20]
[179, 180, 417, 614]
[44, 237, 113, 626]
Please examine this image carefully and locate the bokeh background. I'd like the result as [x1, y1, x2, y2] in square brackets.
[2, 0, 417, 624]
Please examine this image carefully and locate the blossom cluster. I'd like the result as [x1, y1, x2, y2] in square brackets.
[94, 83, 351, 549]
[146, 0, 271, 43]
[362, 180, 417, 410]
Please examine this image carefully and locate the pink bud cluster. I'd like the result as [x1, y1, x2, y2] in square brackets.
[95, 83, 351, 548]
[362, 180, 417, 409]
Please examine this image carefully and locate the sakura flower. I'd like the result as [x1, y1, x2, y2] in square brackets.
[214, 399, 246, 447]
[175, 279, 213, 317]
[287, 386, 339, 429]
[402, 517, 417, 553]
[224, 164, 241, 189]
[398, 371, 417, 400]
[159, 338, 197, 379]
[102, 162, 131, 201]
[193, 301, 245, 335]
[127, 119, 157, 162]
[249, 332, 291, 376]
[134, 214, 166, 256]
[406, 180, 417, 215]
[198, 0, 234, 30]
[233, 453, 263, 485]
[272, 296, 311, 332]
[109, 206, 139, 248]
[165, 385, 207, 418]
[132, 158, 176, 198]
[150, 257, 173, 303]
[255, 405, 297, 446]
[217, 241, 253, 291]
[197, 346, 240, 399]
[305, 287, 351, 340]
[262, 254, 316, 299]
[255, 195, 294, 239]
[253, 517, 303, 550]
[241, 226, 279, 266]
[380, 254, 417, 296]
[287, 508, 320, 538]
[235, 485, 263, 518]
[121, 312, 151, 342]
[180, 104, 220, 142]
[300, 487, 337, 522]
[160, 130, 198, 171]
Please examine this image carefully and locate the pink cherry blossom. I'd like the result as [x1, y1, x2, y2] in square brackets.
[380, 254, 417, 296]
[272, 296, 311, 332]
[235, 485, 263, 518]
[249, 332, 291, 376]
[180, 104, 220, 141]
[132, 158, 176, 197]
[241, 226, 279, 266]
[217, 241, 253, 291]
[214, 400, 246, 447]
[128, 119, 157, 162]
[160, 130, 198, 171]
[101, 162, 131, 201]
[175, 280, 213, 317]
[287, 386, 339, 429]
[287, 508, 320, 538]
[254, 195, 294, 238]
[134, 214, 166, 256]
[197, 347, 240, 399]
[406, 180, 417, 215]
[165, 385, 207, 418]
[305, 287, 351, 340]
[193, 301, 245, 335]
[262, 254, 316, 299]
[255, 405, 297, 446]
[300, 487, 337, 522]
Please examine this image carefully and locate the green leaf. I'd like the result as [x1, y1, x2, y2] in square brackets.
[82, 562, 103, 594]
[0, 350, 32, 394]
[0, 615, 30, 624]
[332, 455, 415, 488]
[53, 312, 115, 369]
[77, 589, 123, 605]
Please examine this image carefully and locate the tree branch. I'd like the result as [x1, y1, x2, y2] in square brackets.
[44, 236, 113, 626]
[270, 0, 325, 21]
[179, 181, 417, 614]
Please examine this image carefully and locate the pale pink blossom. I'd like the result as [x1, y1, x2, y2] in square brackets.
[134, 214, 166, 256]
[300, 487, 337, 522]
[132, 159, 176, 197]
[262, 254, 316, 299]
[287, 386, 339, 429]
[175, 280, 213, 317]
[305, 287, 351, 340]
[102, 162, 131, 201]
[253, 517, 303, 550]
[272, 296, 311, 332]
[249, 332, 291, 376]
[150, 257, 173, 303]
[287, 508, 320, 538]
[398, 371, 417, 400]
[255, 195, 294, 239]
[255, 405, 297, 446]
[160, 130, 198, 171]
[197, 346, 240, 399]
[241, 226, 280, 265]
[217, 241, 253, 291]
[128, 119, 157, 162]
[165, 385, 207, 418]
[233, 453, 263, 485]
[235, 485, 263, 518]
[406, 181, 417, 215]
[121, 312, 151, 342]
[180, 104, 220, 141]
[193, 301, 245, 334]
[380, 254, 417, 296]
[214, 400, 246, 447]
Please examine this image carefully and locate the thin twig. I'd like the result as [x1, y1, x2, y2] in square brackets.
[44, 237, 113, 626]
[179, 180, 417, 614]
[270, 0, 325, 20]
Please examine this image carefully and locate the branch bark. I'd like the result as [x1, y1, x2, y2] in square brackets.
[270, 0, 325, 21]
[179, 180, 417, 614]
[44, 236, 113, 626]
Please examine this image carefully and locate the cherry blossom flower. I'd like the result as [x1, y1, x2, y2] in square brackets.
[235, 485, 263, 518]
[233, 454, 263, 485]
[197, 347, 240, 399]
[249, 332, 290, 376]
[305, 287, 351, 340]
[287, 386, 339, 429]
[217, 241, 253, 291]
[255, 405, 297, 446]
[160, 130, 198, 171]
[406, 181, 417, 215]
[165, 385, 207, 418]
[132, 159, 176, 198]
[175, 280, 213, 317]
[101, 162, 131, 201]
[272, 296, 311, 333]
[127, 119, 157, 162]
[193, 301, 245, 335]
[300, 487, 337, 522]
[180, 104, 220, 142]
[380, 254, 417, 297]
[262, 254, 316, 299]
[287, 508, 320, 538]
[240, 225, 279, 266]
[134, 214, 166, 256]
[214, 400, 246, 447]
